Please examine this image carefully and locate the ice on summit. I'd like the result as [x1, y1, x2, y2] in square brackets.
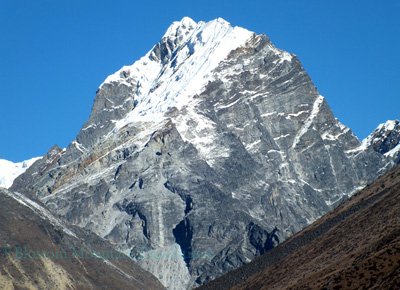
[162, 16, 197, 39]
[98, 17, 300, 141]
[102, 17, 254, 125]
[99, 17, 257, 165]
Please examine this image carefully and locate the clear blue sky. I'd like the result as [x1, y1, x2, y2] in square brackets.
[1, 0, 399, 161]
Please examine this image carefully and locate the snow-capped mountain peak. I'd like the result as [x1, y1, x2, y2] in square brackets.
[15, 17, 397, 290]
[0, 157, 41, 188]
[382, 120, 399, 131]
[362, 119, 400, 154]
[101, 17, 253, 114]
[89, 17, 255, 156]
[162, 16, 197, 40]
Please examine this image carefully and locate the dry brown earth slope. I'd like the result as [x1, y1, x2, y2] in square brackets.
[199, 166, 400, 290]
[0, 188, 165, 290]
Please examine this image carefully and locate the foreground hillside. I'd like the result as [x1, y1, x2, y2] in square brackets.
[200, 165, 400, 290]
[0, 188, 165, 290]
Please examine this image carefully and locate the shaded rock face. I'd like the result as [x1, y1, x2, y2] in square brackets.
[11, 17, 394, 289]
[199, 165, 400, 290]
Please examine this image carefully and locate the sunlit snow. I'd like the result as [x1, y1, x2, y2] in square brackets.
[0, 157, 41, 188]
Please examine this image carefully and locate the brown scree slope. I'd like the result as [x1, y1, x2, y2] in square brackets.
[0, 188, 165, 290]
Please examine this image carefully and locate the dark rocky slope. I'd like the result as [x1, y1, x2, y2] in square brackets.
[199, 165, 400, 290]
[0, 188, 165, 290]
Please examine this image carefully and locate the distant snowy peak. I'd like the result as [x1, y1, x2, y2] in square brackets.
[0, 157, 41, 188]
[362, 120, 400, 158]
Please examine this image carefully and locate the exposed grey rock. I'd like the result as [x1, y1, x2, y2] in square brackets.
[11, 17, 397, 289]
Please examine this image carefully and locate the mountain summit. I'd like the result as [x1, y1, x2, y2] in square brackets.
[75, 17, 255, 151]
[11, 17, 398, 289]
[363, 120, 400, 161]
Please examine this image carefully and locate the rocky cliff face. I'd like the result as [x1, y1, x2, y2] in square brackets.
[11, 17, 395, 289]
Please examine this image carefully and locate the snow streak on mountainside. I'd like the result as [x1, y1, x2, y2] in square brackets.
[0, 157, 41, 188]
[11, 17, 396, 290]
[2, 189, 78, 238]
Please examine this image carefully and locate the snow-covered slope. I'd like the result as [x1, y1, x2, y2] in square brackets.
[0, 157, 41, 188]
